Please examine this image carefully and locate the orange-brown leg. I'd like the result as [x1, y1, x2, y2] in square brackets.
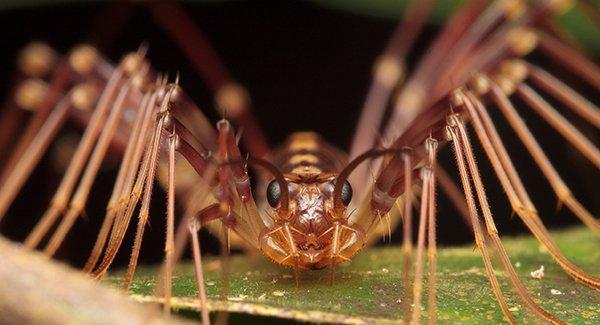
[24, 65, 127, 249]
[119, 111, 167, 286]
[448, 122, 518, 325]
[457, 89, 600, 289]
[449, 112, 565, 324]
[478, 76, 600, 235]
[43, 78, 140, 256]
[400, 148, 414, 322]
[90, 89, 160, 277]
[83, 89, 156, 271]
[409, 166, 431, 325]
[189, 219, 211, 325]
[162, 132, 178, 315]
[425, 138, 438, 324]
[516, 83, 600, 169]
[0, 90, 74, 223]
[525, 62, 600, 128]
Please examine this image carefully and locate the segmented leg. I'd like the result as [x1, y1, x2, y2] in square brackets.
[43, 76, 140, 256]
[400, 148, 413, 321]
[473, 74, 600, 235]
[425, 138, 438, 324]
[349, 0, 436, 194]
[0, 89, 74, 223]
[449, 108, 564, 324]
[455, 89, 600, 289]
[516, 84, 600, 169]
[447, 122, 516, 324]
[189, 218, 211, 325]
[162, 131, 178, 314]
[25, 64, 127, 249]
[524, 62, 600, 128]
[409, 166, 431, 325]
[119, 102, 168, 285]
[0, 62, 71, 187]
[83, 88, 156, 271]
[537, 32, 600, 90]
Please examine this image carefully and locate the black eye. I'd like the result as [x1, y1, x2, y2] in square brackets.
[266, 180, 281, 207]
[341, 180, 353, 206]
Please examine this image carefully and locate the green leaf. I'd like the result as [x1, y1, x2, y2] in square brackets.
[105, 226, 600, 323]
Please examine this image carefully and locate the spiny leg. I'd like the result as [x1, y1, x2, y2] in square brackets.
[43, 76, 141, 256]
[0, 87, 76, 223]
[349, 0, 436, 193]
[409, 166, 431, 325]
[24, 63, 127, 249]
[516, 83, 600, 169]
[91, 92, 159, 278]
[400, 148, 413, 321]
[119, 110, 167, 286]
[189, 219, 211, 325]
[457, 88, 600, 288]
[447, 123, 517, 324]
[449, 113, 565, 324]
[83, 89, 156, 272]
[474, 74, 600, 235]
[162, 131, 178, 315]
[425, 138, 438, 324]
[0, 61, 71, 187]
[524, 62, 600, 128]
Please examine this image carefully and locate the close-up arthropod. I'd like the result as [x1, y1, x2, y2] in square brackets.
[0, 0, 598, 324]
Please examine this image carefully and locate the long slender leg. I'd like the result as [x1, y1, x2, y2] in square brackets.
[120, 113, 166, 286]
[409, 167, 430, 325]
[43, 80, 137, 256]
[89, 86, 160, 275]
[162, 132, 178, 315]
[349, 0, 436, 193]
[537, 32, 600, 90]
[425, 138, 438, 325]
[400, 148, 413, 322]
[384, 0, 506, 142]
[24, 66, 126, 248]
[456, 90, 600, 289]
[516, 83, 600, 169]
[0, 62, 72, 187]
[146, 1, 268, 157]
[0, 90, 74, 222]
[189, 220, 211, 325]
[525, 62, 600, 128]
[478, 77, 600, 234]
[447, 123, 517, 325]
[450, 113, 565, 324]
[83, 90, 155, 271]
[0, 78, 48, 169]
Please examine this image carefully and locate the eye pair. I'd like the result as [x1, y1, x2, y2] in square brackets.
[266, 179, 353, 207]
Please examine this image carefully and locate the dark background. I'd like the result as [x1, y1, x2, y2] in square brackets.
[0, 1, 597, 273]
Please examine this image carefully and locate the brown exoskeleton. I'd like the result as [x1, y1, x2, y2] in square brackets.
[0, 0, 598, 324]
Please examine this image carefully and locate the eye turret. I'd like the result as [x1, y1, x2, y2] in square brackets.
[266, 180, 281, 207]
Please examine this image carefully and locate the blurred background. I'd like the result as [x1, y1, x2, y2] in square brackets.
[0, 0, 597, 279]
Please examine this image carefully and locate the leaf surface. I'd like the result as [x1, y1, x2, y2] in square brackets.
[106, 226, 600, 323]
